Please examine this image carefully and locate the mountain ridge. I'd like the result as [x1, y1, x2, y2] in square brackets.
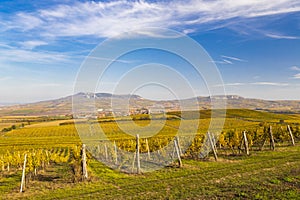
[0, 93, 299, 116]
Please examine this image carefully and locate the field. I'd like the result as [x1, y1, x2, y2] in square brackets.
[0, 109, 299, 199]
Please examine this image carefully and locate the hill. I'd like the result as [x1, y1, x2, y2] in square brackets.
[0, 93, 299, 116]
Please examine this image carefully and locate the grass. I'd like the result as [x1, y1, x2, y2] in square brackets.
[0, 172, 22, 194]
[1, 145, 299, 199]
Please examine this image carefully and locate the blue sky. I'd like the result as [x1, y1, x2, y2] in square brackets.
[0, 0, 300, 102]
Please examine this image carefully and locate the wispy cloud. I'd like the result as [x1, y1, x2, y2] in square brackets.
[265, 33, 299, 40]
[215, 81, 290, 87]
[0, 41, 58, 66]
[214, 82, 245, 87]
[222, 59, 233, 64]
[212, 55, 246, 65]
[290, 66, 300, 79]
[251, 82, 289, 86]
[0, 43, 14, 49]
[87, 56, 136, 64]
[210, 60, 230, 64]
[291, 66, 300, 71]
[13, 13, 43, 31]
[0, 44, 71, 64]
[19, 40, 48, 49]
[221, 55, 247, 62]
[35, 83, 62, 87]
[2, 0, 300, 38]
[226, 83, 245, 86]
[292, 73, 300, 79]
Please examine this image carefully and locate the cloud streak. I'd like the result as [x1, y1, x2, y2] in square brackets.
[2, 0, 300, 38]
[290, 66, 300, 79]
[19, 40, 48, 50]
[292, 73, 300, 79]
[251, 82, 290, 86]
[0, 47, 69, 64]
[212, 55, 246, 65]
[221, 55, 247, 62]
[215, 81, 290, 87]
[291, 66, 300, 71]
[265, 33, 299, 40]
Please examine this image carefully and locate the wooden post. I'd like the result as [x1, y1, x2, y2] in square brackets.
[269, 126, 275, 151]
[145, 138, 151, 160]
[114, 141, 118, 165]
[97, 145, 100, 154]
[207, 132, 218, 161]
[175, 136, 183, 156]
[136, 134, 141, 174]
[211, 134, 218, 153]
[104, 143, 108, 160]
[260, 134, 267, 151]
[171, 146, 175, 159]
[239, 136, 244, 154]
[287, 125, 295, 146]
[242, 131, 250, 155]
[20, 154, 27, 193]
[82, 144, 88, 179]
[174, 139, 182, 167]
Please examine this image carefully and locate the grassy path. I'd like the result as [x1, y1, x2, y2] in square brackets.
[3, 145, 299, 199]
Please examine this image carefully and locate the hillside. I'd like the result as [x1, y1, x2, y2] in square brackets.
[0, 93, 299, 116]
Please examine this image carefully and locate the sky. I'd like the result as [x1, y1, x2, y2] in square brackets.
[0, 0, 300, 103]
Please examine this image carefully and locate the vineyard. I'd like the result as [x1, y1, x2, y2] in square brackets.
[0, 109, 300, 199]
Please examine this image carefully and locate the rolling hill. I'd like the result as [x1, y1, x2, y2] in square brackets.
[0, 93, 299, 116]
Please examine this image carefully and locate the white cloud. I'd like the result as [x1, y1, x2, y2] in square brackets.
[0, 43, 14, 49]
[290, 66, 300, 79]
[226, 83, 245, 86]
[212, 55, 246, 65]
[35, 83, 62, 87]
[13, 13, 43, 31]
[290, 66, 300, 71]
[210, 60, 227, 64]
[215, 81, 290, 87]
[292, 73, 300, 79]
[222, 59, 233, 64]
[221, 55, 247, 62]
[20, 40, 48, 49]
[218, 82, 245, 87]
[251, 82, 289, 86]
[210, 60, 234, 65]
[87, 56, 135, 64]
[246, 6, 300, 17]
[4, 0, 300, 38]
[0, 46, 70, 64]
[265, 33, 299, 40]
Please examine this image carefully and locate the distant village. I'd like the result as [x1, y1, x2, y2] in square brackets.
[75, 104, 178, 119]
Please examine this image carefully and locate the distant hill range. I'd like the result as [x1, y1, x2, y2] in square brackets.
[0, 93, 300, 116]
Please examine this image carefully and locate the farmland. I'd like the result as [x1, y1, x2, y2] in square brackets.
[0, 109, 299, 199]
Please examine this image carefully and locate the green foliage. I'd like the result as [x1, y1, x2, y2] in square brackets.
[0, 147, 74, 182]
[1, 124, 17, 132]
[131, 114, 151, 121]
[293, 126, 300, 138]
